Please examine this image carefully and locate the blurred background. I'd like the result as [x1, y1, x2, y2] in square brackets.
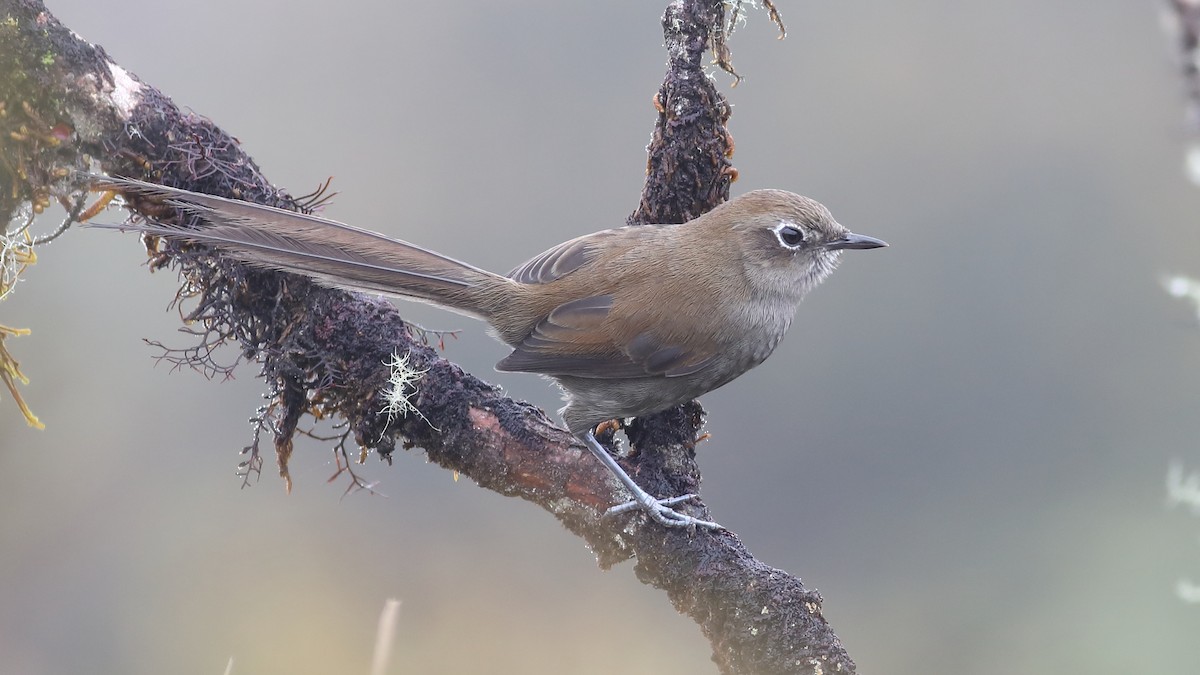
[3, 0, 1200, 672]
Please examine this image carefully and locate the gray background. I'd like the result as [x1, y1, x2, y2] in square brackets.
[3, 1, 1200, 673]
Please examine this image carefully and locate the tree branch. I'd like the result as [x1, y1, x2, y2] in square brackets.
[0, 0, 854, 671]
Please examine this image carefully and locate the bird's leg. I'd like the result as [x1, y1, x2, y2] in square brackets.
[578, 430, 722, 530]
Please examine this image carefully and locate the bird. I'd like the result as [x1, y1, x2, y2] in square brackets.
[89, 176, 886, 529]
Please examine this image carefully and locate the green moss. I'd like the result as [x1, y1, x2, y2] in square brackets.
[0, 10, 74, 224]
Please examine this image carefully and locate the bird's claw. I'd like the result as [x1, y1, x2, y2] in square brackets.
[605, 493, 723, 530]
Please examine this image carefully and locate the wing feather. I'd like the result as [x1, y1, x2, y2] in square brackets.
[495, 295, 718, 379]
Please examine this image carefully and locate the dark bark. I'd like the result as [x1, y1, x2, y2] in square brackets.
[0, 0, 854, 672]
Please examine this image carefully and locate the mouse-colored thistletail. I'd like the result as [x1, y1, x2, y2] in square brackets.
[91, 176, 886, 529]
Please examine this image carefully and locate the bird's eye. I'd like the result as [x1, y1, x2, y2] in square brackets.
[776, 224, 805, 248]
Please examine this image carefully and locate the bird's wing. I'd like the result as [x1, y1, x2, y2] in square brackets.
[495, 294, 718, 379]
[507, 227, 648, 285]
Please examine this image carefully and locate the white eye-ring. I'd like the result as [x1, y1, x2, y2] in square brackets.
[773, 221, 806, 249]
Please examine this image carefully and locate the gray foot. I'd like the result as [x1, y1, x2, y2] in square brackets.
[606, 494, 723, 529]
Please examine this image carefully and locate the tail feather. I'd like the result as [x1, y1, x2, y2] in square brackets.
[89, 176, 510, 318]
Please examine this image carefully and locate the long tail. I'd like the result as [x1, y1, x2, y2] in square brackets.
[89, 176, 513, 319]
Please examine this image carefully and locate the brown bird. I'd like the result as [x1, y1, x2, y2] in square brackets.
[91, 176, 886, 529]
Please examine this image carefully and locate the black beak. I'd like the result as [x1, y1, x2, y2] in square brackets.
[826, 232, 888, 250]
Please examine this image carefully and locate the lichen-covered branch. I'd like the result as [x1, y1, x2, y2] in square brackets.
[1164, 0, 1200, 184]
[0, 0, 854, 671]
